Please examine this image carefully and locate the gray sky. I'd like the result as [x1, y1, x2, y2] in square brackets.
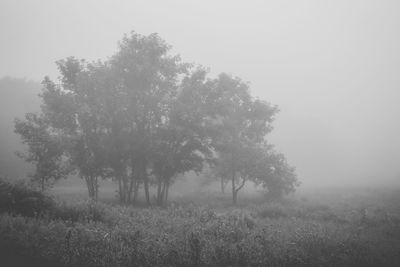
[1, 0, 399, 187]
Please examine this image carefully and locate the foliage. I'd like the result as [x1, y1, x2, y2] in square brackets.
[14, 112, 69, 191]
[0, 177, 108, 223]
[14, 31, 299, 205]
[252, 146, 300, 199]
[203, 73, 286, 204]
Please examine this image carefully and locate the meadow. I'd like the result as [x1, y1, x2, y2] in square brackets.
[1, 178, 400, 267]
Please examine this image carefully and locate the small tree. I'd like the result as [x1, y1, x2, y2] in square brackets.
[210, 73, 278, 205]
[254, 150, 299, 199]
[14, 113, 69, 191]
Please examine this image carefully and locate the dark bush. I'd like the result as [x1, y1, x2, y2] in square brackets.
[0, 177, 108, 223]
[0, 177, 54, 217]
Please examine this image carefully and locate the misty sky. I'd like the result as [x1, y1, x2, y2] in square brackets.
[1, 0, 399, 187]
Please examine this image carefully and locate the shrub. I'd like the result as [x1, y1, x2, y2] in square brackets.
[0, 177, 54, 217]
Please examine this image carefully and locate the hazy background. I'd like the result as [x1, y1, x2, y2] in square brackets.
[1, 0, 399, 188]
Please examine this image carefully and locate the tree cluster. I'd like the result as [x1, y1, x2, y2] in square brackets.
[15, 32, 299, 205]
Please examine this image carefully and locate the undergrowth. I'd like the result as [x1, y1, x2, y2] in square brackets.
[1, 178, 400, 266]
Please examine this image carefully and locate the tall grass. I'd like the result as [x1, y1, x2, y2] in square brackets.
[1, 178, 400, 266]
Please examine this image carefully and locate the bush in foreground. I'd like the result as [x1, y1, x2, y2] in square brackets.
[0, 177, 54, 217]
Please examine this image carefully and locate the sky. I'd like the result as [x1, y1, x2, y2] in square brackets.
[1, 0, 399, 187]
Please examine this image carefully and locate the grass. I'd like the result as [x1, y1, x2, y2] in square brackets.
[1, 179, 400, 266]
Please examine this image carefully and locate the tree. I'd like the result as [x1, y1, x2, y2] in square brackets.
[209, 73, 278, 204]
[37, 59, 109, 201]
[151, 75, 214, 205]
[14, 113, 69, 191]
[254, 149, 299, 199]
[109, 32, 189, 205]
[15, 30, 298, 205]
[84, 61, 133, 203]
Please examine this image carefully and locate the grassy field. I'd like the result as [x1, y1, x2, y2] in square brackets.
[1, 179, 400, 266]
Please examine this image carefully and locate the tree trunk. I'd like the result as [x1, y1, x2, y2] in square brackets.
[94, 176, 98, 202]
[156, 177, 162, 205]
[84, 175, 98, 202]
[232, 189, 237, 205]
[128, 173, 135, 203]
[131, 163, 140, 204]
[132, 179, 140, 203]
[143, 177, 150, 205]
[232, 176, 246, 206]
[85, 176, 93, 200]
[118, 176, 123, 203]
[140, 161, 150, 206]
[159, 180, 166, 205]
[231, 171, 236, 205]
[221, 176, 225, 194]
[122, 174, 129, 203]
[164, 178, 170, 203]
[41, 177, 45, 192]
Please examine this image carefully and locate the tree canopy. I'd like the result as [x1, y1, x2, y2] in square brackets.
[15, 31, 298, 205]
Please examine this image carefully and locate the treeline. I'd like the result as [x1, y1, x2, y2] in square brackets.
[15, 32, 298, 205]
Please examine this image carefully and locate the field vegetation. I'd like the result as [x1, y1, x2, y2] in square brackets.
[1, 177, 400, 266]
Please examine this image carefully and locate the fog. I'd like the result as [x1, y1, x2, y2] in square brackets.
[1, 0, 399, 187]
[0, 77, 39, 178]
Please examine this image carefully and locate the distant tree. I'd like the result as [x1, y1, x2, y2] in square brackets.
[14, 113, 69, 191]
[253, 148, 299, 199]
[209, 73, 279, 205]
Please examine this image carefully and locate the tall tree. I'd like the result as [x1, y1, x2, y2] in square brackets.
[39, 59, 108, 200]
[87, 62, 133, 203]
[151, 70, 215, 205]
[110, 32, 188, 205]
